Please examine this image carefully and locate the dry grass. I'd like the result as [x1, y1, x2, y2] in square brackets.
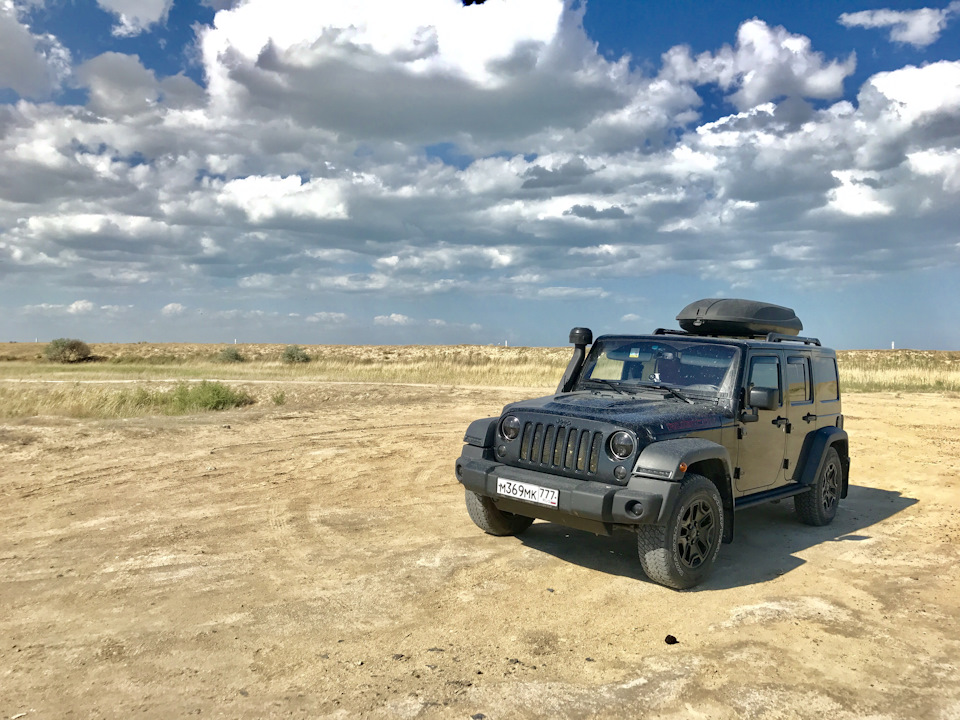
[0, 343, 571, 386]
[0, 381, 253, 419]
[0, 343, 956, 419]
[837, 350, 960, 393]
[0, 343, 569, 419]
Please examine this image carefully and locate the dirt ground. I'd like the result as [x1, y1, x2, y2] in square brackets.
[1, 384, 959, 719]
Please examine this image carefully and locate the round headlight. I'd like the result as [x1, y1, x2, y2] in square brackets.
[609, 431, 635, 460]
[500, 415, 522, 441]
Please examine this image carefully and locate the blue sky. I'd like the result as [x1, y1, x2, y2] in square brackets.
[1, 0, 959, 349]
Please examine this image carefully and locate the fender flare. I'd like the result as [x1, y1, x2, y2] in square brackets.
[796, 426, 849, 497]
[631, 437, 733, 482]
[630, 438, 735, 541]
[464, 417, 498, 448]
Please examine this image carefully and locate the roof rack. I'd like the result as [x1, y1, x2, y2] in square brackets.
[766, 332, 821, 346]
[655, 327, 822, 345]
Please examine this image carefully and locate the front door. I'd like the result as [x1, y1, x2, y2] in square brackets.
[736, 353, 786, 493]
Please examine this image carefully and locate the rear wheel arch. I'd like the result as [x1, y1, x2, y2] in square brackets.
[797, 427, 849, 498]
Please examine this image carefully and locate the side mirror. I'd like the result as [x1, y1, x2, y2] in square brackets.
[748, 387, 779, 411]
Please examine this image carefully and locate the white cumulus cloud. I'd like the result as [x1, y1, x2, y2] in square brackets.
[96, 0, 173, 37]
[0, 0, 71, 98]
[839, 3, 960, 48]
[374, 313, 413, 326]
[1, 2, 959, 345]
[162, 303, 186, 316]
[68, 299, 95, 314]
[305, 312, 348, 324]
[217, 175, 348, 223]
[21, 299, 99, 315]
[660, 19, 856, 110]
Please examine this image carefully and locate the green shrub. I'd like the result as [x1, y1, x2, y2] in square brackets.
[109, 381, 254, 414]
[216, 346, 245, 363]
[109, 353, 181, 365]
[282, 345, 310, 364]
[271, 390, 287, 406]
[166, 381, 253, 412]
[44, 338, 92, 363]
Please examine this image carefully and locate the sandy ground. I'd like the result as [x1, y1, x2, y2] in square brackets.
[1, 384, 959, 719]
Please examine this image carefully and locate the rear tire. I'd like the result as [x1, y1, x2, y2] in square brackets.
[637, 474, 723, 590]
[464, 490, 534, 536]
[795, 447, 842, 526]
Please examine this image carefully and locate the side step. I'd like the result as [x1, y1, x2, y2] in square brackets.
[735, 483, 811, 510]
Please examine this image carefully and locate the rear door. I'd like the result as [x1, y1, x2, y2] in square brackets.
[784, 354, 814, 479]
[812, 354, 841, 429]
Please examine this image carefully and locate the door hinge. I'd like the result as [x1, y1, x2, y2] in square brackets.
[737, 427, 745, 439]
[734, 467, 741, 479]
[783, 459, 789, 469]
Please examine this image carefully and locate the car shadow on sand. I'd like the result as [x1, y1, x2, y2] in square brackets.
[513, 484, 918, 589]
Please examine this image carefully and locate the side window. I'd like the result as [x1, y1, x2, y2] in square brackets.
[787, 356, 811, 404]
[813, 357, 839, 401]
[748, 355, 781, 403]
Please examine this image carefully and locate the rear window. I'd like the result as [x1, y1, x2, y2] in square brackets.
[787, 357, 811, 403]
[813, 357, 839, 401]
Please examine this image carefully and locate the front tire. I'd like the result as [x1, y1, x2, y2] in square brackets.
[464, 490, 534, 536]
[795, 447, 842, 526]
[637, 474, 723, 590]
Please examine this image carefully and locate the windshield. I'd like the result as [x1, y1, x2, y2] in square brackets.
[576, 338, 739, 400]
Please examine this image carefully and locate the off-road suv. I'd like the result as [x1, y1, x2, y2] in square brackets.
[454, 299, 849, 589]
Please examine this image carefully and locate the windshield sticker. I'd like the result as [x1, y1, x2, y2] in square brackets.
[629, 348, 640, 358]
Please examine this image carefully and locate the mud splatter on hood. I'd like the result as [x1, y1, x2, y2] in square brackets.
[503, 390, 731, 439]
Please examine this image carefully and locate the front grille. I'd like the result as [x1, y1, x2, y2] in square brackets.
[518, 421, 604, 476]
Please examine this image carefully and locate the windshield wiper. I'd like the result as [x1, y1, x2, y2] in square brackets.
[638, 383, 694, 404]
[586, 378, 630, 396]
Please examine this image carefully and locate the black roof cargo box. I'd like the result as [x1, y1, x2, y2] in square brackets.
[677, 298, 803, 337]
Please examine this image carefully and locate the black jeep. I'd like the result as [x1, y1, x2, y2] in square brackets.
[454, 299, 849, 589]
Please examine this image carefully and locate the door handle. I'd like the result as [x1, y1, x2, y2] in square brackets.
[772, 416, 791, 432]
[803, 413, 817, 423]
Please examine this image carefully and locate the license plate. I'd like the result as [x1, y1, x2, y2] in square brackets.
[496, 478, 559, 507]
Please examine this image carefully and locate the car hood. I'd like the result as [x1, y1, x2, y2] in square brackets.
[502, 390, 728, 440]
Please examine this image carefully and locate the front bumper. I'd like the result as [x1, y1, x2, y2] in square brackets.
[455, 447, 679, 530]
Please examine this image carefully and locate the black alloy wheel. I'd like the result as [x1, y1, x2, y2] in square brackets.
[676, 497, 719, 570]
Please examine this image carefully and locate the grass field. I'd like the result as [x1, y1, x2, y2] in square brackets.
[0, 342, 957, 419]
[837, 349, 960, 393]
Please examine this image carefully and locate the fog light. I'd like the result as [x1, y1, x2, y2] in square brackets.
[456, 464, 463, 479]
[497, 445, 507, 456]
[626, 500, 644, 518]
[614, 465, 628, 481]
